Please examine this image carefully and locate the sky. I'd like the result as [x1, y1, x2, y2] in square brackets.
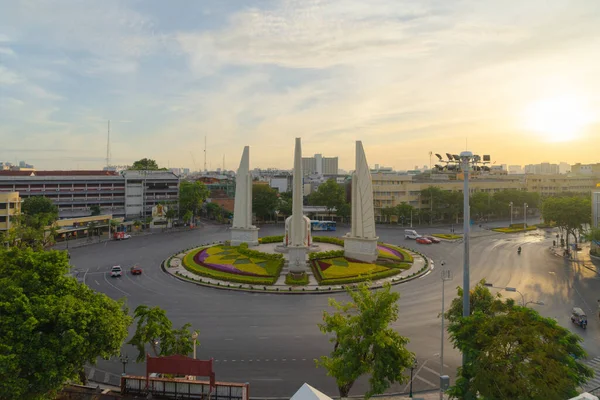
[1, 0, 599, 172]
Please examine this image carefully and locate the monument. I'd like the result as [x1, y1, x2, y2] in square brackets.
[230, 146, 259, 246]
[344, 141, 379, 262]
[284, 138, 312, 273]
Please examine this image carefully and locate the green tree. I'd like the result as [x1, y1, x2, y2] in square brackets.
[21, 196, 59, 230]
[470, 191, 491, 219]
[0, 247, 131, 399]
[128, 305, 197, 362]
[277, 191, 293, 217]
[316, 283, 414, 398]
[90, 205, 101, 216]
[252, 184, 279, 221]
[336, 202, 351, 223]
[420, 186, 446, 224]
[165, 207, 177, 227]
[130, 158, 160, 170]
[395, 202, 414, 224]
[1, 215, 53, 250]
[182, 210, 193, 225]
[446, 281, 592, 399]
[380, 206, 396, 223]
[542, 196, 591, 250]
[179, 181, 210, 219]
[308, 179, 348, 218]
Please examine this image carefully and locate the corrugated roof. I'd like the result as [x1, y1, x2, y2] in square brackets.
[0, 170, 119, 177]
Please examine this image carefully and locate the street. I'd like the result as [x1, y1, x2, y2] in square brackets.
[68, 222, 600, 397]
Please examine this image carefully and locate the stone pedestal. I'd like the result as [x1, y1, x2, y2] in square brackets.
[287, 246, 309, 273]
[343, 236, 379, 262]
[230, 227, 259, 247]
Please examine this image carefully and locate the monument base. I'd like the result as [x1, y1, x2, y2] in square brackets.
[343, 235, 379, 263]
[287, 246, 309, 273]
[230, 227, 260, 247]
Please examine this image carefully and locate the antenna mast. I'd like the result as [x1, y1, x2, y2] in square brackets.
[106, 120, 111, 168]
[204, 136, 207, 172]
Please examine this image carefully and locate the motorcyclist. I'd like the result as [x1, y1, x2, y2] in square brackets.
[518, 246, 522, 254]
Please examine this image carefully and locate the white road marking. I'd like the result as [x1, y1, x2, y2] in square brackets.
[416, 375, 437, 387]
[95, 280, 100, 286]
[422, 365, 439, 375]
[103, 273, 130, 297]
[124, 271, 163, 295]
[420, 271, 432, 278]
[83, 269, 89, 285]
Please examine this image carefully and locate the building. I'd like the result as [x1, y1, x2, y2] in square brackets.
[302, 154, 338, 176]
[0, 170, 179, 220]
[0, 192, 21, 231]
[593, 191, 600, 229]
[269, 173, 293, 193]
[524, 163, 559, 175]
[508, 165, 524, 174]
[571, 163, 600, 176]
[122, 171, 179, 219]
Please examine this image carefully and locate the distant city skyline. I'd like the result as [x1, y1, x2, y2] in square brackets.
[1, 1, 598, 171]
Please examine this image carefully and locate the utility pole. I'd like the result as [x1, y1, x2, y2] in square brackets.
[106, 120, 111, 168]
[204, 136, 207, 172]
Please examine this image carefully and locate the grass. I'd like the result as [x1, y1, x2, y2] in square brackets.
[285, 273, 309, 286]
[377, 243, 414, 263]
[431, 233, 463, 240]
[492, 226, 538, 233]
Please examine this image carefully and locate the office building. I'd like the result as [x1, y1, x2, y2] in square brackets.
[302, 154, 338, 176]
[0, 192, 21, 231]
[122, 171, 179, 219]
[571, 163, 600, 176]
[524, 163, 559, 175]
[593, 191, 600, 229]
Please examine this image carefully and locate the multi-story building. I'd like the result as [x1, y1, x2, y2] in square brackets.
[0, 192, 21, 231]
[122, 171, 179, 219]
[0, 170, 179, 220]
[302, 154, 338, 176]
[524, 163, 559, 175]
[571, 163, 600, 176]
[593, 191, 600, 229]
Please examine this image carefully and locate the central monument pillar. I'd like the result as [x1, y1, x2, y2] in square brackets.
[231, 146, 259, 246]
[284, 138, 311, 273]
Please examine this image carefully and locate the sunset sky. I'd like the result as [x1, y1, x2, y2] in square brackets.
[1, 0, 599, 171]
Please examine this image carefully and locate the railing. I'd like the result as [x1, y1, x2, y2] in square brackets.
[121, 376, 249, 400]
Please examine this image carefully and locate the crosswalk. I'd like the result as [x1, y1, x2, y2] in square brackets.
[581, 357, 600, 394]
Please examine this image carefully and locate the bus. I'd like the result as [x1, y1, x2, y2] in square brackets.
[310, 220, 336, 231]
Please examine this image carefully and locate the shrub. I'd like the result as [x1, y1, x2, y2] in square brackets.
[259, 235, 284, 244]
[309, 249, 345, 260]
[319, 268, 401, 285]
[312, 236, 344, 246]
[236, 244, 284, 260]
[431, 233, 462, 240]
[492, 226, 537, 233]
[285, 273, 309, 286]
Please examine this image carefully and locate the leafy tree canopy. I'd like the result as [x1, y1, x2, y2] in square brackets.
[0, 248, 131, 399]
[130, 158, 162, 170]
[21, 196, 59, 229]
[445, 281, 592, 399]
[90, 204, 101, 216]
[252, 184, 279, 221]
[128, 305, 197, 362]
[542, 196, 591, 247]
[179, 180, 210, 218]
[308, 179, 347, 215]
[317, 283, 414, 398]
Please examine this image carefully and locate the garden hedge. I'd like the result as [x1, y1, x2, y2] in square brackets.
[319, 268, 402, 285]
[285, 273, 309, 286]
[312, 236, 345, 246]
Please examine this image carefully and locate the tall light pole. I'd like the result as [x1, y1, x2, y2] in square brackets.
[484, 283, 544, 307]
[191, 331, 199, 360]
[460, 151, 473, 320]
[509, 201, 513, 226]
[440, 264, 453, 400]
[523, 203, 528, 229]
[409, 357, 418, 398]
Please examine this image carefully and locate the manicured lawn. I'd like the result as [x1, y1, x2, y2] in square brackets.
[492, 226, 537, 233]
[285, 273, 309, 286]
[431, 233, 463, 240]
[183, 245, 282, 285]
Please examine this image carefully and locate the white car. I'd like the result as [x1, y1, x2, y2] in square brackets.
[110, 266, 123, 277]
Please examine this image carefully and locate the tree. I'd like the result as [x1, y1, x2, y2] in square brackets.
[336, 202, 351, 223]
[277, 191, 293, 218]
[380, 206, 396, 223]
[0, 215, 54, 250]
[0, 247, 131, 399]
[21, 196, 59, 230]
[165, 207, 177, 227]
[87, 221, 98, 239]
[128, 305, 197, 362]
[205, 202, 222, 220]
[420, 186, 446, 224]
[446, 281, 593, 399]
[90, 205, 101, 216]
[395, 202, 414, 224]
[182, 210, 193, 225]
[542, 196, 591, 251]
[316, 283, 414, 398]
[130, 158, 160, 170]
[470, 191, 491, 220]
[308, 179, 348, 218]
[179, 181, 210, 219]
[252, 184, 279, 221]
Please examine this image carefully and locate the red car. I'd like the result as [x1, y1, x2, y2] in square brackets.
[425, 236, 441, 243]
[130, 265, 143, 275]
[416, 237, 432, 244]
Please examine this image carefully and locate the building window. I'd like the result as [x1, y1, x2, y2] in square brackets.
[0, 203, 6, 210]
[0, 216, 6, 222]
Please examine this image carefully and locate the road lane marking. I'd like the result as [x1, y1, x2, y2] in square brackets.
[83, 269, 89, 285]
[124, 271, 163, 295]
[103, 273, 130, 297]
[416, 375, 437, 387]
[422, 365, 439, 375]
[95, 280, 100, 286]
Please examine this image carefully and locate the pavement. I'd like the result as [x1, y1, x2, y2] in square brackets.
[66, 219, 600, 398]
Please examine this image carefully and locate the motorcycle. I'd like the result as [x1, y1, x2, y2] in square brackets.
[517, 247, 522, 255]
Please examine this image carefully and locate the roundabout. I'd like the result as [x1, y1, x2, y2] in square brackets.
[164, 235, 430, 294]
[64, 219, 600, 397]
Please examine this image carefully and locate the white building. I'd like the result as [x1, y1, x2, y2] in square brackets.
[508, 165, 524, 174]
[593, 191, 600, 229]
[302, 154, 338, 176]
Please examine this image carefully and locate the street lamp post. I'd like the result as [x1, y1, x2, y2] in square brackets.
[523, 203, 528, 229]
[192, 331, 199, 360]
[484, 283, 544, 307]
[460, 151, 473, 320]
[119, 353, 129, 375]
[440, 265, 453, 400]
[410, 358, 418, 398]
[509, 201, 513, 226]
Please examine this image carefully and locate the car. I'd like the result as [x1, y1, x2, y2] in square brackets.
[416, 237, 432, 244]
[404, 229, 421, 239]
[130, 265, 143, 275]
[425, 236, 441, 243]
[110, 266, 123, 277]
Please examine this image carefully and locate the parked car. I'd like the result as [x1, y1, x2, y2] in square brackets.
[130, 265, 143, 275]
[425, 236, 441, 243]
[416, 237, 432, 244]
[110, 266, 123, 277]
[113, 232, 131, 240]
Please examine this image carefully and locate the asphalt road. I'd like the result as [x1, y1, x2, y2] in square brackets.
[68, 222, 600, 397]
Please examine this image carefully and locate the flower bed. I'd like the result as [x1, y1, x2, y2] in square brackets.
[312, 236, 345, 246]
[492, 226, 538, 233]
[431, 233, 462, 240]
[182, 245, 282, 285]
[377, 244, 414, 263]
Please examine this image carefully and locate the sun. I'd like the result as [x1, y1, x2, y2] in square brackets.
[524, 95, 594, 142]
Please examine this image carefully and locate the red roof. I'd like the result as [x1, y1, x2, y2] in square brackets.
[0, 170, 119, 176]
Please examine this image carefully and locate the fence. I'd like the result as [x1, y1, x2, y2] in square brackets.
[121, 376, 249, 400]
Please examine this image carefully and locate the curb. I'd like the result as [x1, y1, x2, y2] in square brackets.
[161, 248, 433, 295]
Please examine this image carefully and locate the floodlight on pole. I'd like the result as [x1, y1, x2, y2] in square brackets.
[509, 201, 513, 226]
[484, 283, 544, 307]
[460, 151, 473, 320]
